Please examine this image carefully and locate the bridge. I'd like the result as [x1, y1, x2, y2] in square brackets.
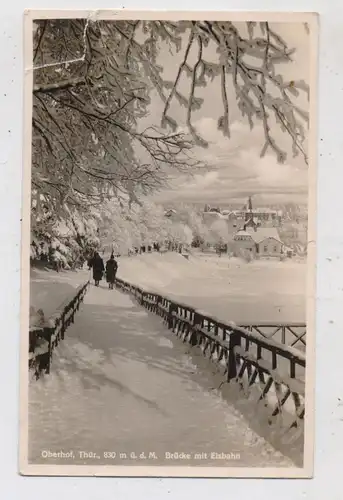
[28, 273, 306, 468]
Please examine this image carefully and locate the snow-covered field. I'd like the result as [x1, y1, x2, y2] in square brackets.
[30, 252, 306, 325]
[116, 252, 307, 324]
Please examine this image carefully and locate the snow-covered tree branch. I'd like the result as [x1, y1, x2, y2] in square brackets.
[32, 19, 202, 225]
[156, 20, 309, 163]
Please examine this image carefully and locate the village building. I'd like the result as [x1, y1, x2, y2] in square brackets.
[243, 215, 260, 230]
[204, 197, 283, 228]
[243, 196, 282, 228]
[246, 208, 282, 227]
[163, 199, 285, 256]
[233, 226, 284, 258]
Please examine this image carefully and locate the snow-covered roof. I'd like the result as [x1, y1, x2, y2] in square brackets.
[203, 211, 220, 218]
[244, 216, 259, 225]
[249, 207, 280, 214]
[246, 227, 282, 244]
[234, 230, 253, 239]
[164, 209, 177, 216]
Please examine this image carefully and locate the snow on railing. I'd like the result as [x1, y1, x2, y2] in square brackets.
[114, 276, 306, 432]
[29, 281, 89, 379]
[238, 323, 306, 351]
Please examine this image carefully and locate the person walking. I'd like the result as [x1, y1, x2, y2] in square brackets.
[88, 251, 105, 287]
[105, 253, 118, 290]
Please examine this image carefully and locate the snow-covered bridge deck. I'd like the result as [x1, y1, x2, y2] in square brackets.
[29, 283, 295, 468]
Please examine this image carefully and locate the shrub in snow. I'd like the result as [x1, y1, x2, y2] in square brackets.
[236, 248, 254, 263]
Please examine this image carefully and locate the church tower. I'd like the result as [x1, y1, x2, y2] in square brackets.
[245, 196, 253, 221]
[244, 196, 257, 231]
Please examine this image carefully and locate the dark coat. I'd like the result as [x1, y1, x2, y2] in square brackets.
[106, 258, 118, 283]
[89, 254, 105, 281]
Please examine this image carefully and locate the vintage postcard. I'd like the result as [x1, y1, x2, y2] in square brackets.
[20, 10, 318, 477]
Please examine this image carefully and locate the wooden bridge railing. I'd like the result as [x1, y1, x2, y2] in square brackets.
[29, 281, 89, 379]
[238, 323, 306, 351]
[114, 277, 306, 430]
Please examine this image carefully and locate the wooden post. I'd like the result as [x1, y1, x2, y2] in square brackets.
[227, 329, 241, 381]
[43, 326, 54, 374]
[71, 300, 75, 324]
[168, 302, 177, 330]
[29, 328, 37, 353]
[155, 295, 162, 316]
[76, 290, 81, 310]
[281, 325, 286, 344]
[61, 312, 66, 340]
[191, 312, 202, 346]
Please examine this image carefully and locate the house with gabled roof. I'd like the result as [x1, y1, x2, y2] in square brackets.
[233, 226, 284, 258]
[232, 229, 254, 253]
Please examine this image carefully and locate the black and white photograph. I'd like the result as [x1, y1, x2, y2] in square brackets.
[21, 10, 317, 477]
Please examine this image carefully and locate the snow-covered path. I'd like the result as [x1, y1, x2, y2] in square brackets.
[29, 283, 295, 468]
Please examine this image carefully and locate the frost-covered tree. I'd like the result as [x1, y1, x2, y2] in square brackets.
[32, 19, 200, 223]
[168, 221, 193, 249]
[135, 200, 167, 245]
[167, 203, 210, 245]
[30, 198, 101, 268]
[31, 19, 309, 266]
[210, 219, 229, 244]
[93, 198, 181, 255]
[32, 20, 308, 216]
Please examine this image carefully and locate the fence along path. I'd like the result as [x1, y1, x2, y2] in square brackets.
[114, 277, 306, 433]
[29, 281, 89, 378]
[28, 270, 305, 465]
[238, 323, 306, 351]
[29, 282, 296, 467]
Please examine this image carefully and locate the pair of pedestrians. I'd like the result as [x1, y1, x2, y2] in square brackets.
[87, 252, 118, 289]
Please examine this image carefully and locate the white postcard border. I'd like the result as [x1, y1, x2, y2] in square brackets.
[20, 9, 319, 478]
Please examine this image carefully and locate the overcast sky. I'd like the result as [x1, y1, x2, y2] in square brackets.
[139, 22, 310, 207]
